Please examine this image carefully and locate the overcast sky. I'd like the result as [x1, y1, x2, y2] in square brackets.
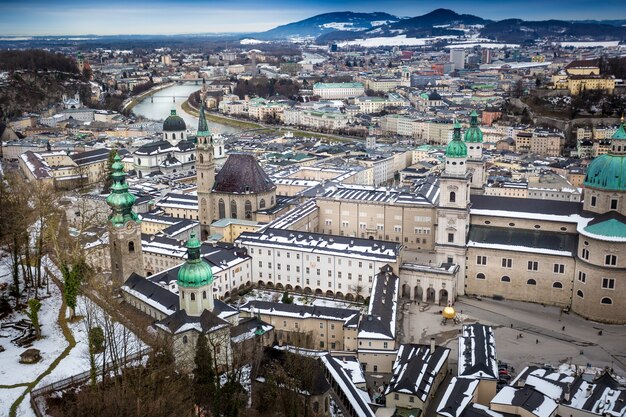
[1, 0, 624, 36]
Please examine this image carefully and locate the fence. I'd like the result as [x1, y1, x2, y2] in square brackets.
[30, 346, 152, 403]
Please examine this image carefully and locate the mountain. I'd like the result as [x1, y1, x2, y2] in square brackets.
[481, 19, 626, 43]
[317, 8, 489, 43]
[252, 11, 399, 40]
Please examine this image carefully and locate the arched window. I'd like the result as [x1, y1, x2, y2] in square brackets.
[182, 335, 188, 344]
[245, 200, 252, 220]
[190, 293, 195, 301]
[199, 153, 204, 163]
[577, 290, 584, 298]
[172, 133, 176, 140]
[501, 276, 511, 282]
[450, 191, 456, 203]
[164, 133, 168, 140]
[476, 273, 485, 280]
[230, 200, 237, 218]
[218, 199, 225, 219]
[203, 291, 207, 299]
[128, 241, 135, 253]
[137, 158, 142, 166]
[271, 196, 274, 206]
[552, 281, 563, 289]
[259, 199, 266, 209]
[601, 297, 612, 305]
[527, 279, 536, 285]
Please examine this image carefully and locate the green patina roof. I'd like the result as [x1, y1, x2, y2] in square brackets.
[196, 103, 211, 137]
[584, 219, 626, 239]
[106, 153, 140, 227]
[464, 110, 483, 143]
[178, 232, 213, 288]
[613, 120, 626, 140]
[446, 121, 467, 158]
[584, 121, 626, 191]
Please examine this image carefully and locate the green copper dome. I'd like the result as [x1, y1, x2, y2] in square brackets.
[584, 120, 626, 191]
[178, 232, 213, 288]
[106, 153, 140, 227]
[464, 110, 483, 143]
[446, 121, 468, 158]
[163, 109, 186, 132]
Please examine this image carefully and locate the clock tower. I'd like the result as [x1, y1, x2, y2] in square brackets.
[107, 153, 144, 287]
[196, 103, 216, 240]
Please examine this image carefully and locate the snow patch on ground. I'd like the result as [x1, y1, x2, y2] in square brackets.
[558, 41, 620, 48]
[338, 35, 457, 48]
[240, 38, 265, 45]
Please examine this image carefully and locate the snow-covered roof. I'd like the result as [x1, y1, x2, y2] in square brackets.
[458, 324, 499, 380]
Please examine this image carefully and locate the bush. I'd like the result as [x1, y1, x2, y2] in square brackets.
[89, 327, 105, 353]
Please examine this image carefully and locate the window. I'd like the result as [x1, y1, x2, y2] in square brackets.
[245, 200, 252, 220]
[320, 341, 324, 348]
[582, 248, 590, 260]
[394, 394, 399, 400]
[501, 276, 511, 283]
[610, 199, 618, 210]
[590, 196, 597, 207]
[552, 281, 563, 289]
[218, 199, 225, 219]
[601, 297, 613, 305]
[527, 279, 537, 286]
[553, 264, 565, 274]
[577, 290, 584, 298]
[320, 323, 324, 329]
[602, 278, 615, 289]
[476, 273, 485, 280]
[190, 293, 196, 301]
[230, 200, 237, 219]
[409, 396, 415, 403]
[502, 258, 512, 268]
[383, 342, 388, 349]
[477, 256, 487, 265]
[528, 261, 538, 271]
[448, 233, 454, 243]
[259, 199, 266, 209]
[182, 335, 188, 344]
[605, 254, 617, 266]
[203, 291, 207, 299]
[128, 241, 135, 253]
[578, 271, 586, 283]
[450, 191, 456, 203]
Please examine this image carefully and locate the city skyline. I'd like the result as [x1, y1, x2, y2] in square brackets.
[1, 0, 625, 36]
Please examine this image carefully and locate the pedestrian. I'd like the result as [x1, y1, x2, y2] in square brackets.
[536, 339, 539, 344]
[562, 326, 565, 331]
[598, 330, 603, 336]
[510, 323, 513, 328]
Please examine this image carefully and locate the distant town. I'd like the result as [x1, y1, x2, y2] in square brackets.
[0, 7, 625, 417]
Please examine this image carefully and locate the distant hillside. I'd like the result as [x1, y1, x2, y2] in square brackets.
[481, 19, 626, 42]
[0, 49, 79, 73]
[253, 11, 399, 40]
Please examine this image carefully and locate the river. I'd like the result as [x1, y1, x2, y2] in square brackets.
[131, 83, 240, 135]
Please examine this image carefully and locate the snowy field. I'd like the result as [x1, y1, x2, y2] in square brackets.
[0, 257, 143, 417]
[338, 35, 458, 48]
[558, 41, 620, 48]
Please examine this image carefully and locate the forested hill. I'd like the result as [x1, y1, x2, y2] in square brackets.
[0, 50, 79, 73]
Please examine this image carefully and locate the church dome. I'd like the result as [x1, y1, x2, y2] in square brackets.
[584, 121, 626, 192]
[428, 90, 442, 101]
[106, 153, 140, 227]
[163, 109, 186, 132]
[446, 121, 467, 158]
[464, 110, 483, 143]
[178, 233, 213, 288]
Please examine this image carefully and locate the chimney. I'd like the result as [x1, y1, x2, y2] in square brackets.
[430, 337, 436, 352]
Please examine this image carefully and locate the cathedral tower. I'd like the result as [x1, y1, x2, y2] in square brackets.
[464, 110, 485, 192]
[196, 103, 215, 240]
[177, 232, 215, 316]
[107, 153, 144, 287]
[435, 121, 471, 298]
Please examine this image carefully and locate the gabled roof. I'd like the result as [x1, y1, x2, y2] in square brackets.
[213, 153, 275, 193]
[156, 308, 229, 334]
[385, 343, 450, 401]
[458, 324, 499, 380]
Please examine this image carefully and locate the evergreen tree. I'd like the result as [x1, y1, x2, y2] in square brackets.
[27, 298, 42, 338]
[193, 333, 216, 411]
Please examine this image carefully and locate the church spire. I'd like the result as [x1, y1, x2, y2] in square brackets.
[106, 153, 140, 227]
[197, 102, 211, 138]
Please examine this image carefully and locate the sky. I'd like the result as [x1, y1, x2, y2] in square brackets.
[0, 0, 624, 36]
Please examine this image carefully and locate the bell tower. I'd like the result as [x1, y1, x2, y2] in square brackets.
[196, 103, 215, 240]
[107, 153, 144, 287]
[177, 232, 215, 316]
[435, 121, 471, 298]
[464, 110, 485, 192]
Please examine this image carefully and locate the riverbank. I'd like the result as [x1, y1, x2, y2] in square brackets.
[182, 99, 354, 142]
[122, 81, 176, 113]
